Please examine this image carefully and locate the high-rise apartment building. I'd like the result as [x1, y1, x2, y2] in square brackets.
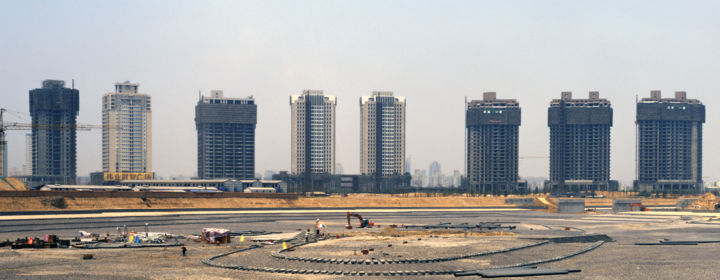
[634, 91, 705, 192]
[29, 80, 79, 185]
[466, 92, 521, 193]
[102, 81, 152, 173]
[290, 90, 336, 193]
[290, 90, 336, 174]
[195, 90, 257, 179]
[360, 91, 406, 176]
[545, 91, 616, 192]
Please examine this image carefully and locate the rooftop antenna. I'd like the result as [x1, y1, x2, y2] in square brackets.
[72, 79, 75, 89]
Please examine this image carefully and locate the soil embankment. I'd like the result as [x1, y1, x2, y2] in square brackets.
[0, 192, 694, 212]
[0, 193, 514, 212]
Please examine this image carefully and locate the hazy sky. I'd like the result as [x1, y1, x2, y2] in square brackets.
[1, 0, 719, 185]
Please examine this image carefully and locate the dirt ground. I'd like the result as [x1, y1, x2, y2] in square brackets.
[0, 192, 694, 212]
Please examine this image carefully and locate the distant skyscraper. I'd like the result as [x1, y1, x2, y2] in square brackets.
[428, 161, 442, 187]
[102, 81, 152, 173]
[545, 91, 616, 192]
[360, 91, 406, 176]
[335, 163, 344, 175]
[466, 92, 521, 193]
[634, 91, 705, 192]
[290, 90, 336, 178]
[404, 156, 411, 175]
[30, 80, 79, 184]
[23, 133, 31, 175]
[195, 90, 257, 179]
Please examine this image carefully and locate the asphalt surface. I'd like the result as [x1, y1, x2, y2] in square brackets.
[1, 209, 720, 279]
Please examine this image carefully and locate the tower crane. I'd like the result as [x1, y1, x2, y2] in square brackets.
[0, 108, 115, 177]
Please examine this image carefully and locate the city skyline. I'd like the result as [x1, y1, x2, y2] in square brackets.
[2, 1, 720, 184]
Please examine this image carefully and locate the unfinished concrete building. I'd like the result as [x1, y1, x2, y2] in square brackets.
[545, 92, 617, 192]
[195, 90, 257, 180]
[466, 92, 522, 193]
[29, 80, 79, 185]
[634, 91, 704, 193]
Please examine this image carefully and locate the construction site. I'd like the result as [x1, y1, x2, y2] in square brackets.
[2, 192, 720, 279]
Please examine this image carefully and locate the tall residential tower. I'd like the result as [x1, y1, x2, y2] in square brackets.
[466, 92, 521, 193]
[290, 90, 336, 192]
[29, 80, 79, 185]
[545, 92, 616, 192]
[360, 91, 406, 176]
[195, 90, 257, 179]
[102, 81, 152, 173]
[634, 91, 704, 193]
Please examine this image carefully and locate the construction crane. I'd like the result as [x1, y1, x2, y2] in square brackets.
[0, 108, 114, 177]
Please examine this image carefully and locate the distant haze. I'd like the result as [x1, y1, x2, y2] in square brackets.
[2, 1, 719, 185]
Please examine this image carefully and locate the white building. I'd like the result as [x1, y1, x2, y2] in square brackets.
[290, 90, 336, 174]
[360, 92, 406, 176]
[102, 81, 152, 173]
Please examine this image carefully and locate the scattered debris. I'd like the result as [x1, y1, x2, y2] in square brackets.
[82, 254, 94, 260]
[10, 235, 71, 249]
[202, 228, 230, 244]
[402, 222, 516, 231]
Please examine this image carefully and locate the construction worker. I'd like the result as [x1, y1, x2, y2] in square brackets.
[315, 218, 321, 236]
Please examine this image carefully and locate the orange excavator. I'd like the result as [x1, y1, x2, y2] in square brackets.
[346, 212, 374, 229]
[630, 203, 649, 211]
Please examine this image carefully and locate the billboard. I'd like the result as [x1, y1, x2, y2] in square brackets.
[103, 172, 154, 181]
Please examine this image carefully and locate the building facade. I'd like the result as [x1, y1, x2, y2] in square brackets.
[634, 91, 705, 193]
[360, 91, 406, 179]
[29, 80, 79, 185]
[466, 92, 521, 193]
[290, 90, 336, 192]
[545, 91, 617, 192]
[102, 81, 152, 173]
[195, 90, 257, 179]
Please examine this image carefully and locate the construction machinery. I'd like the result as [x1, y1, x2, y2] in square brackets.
[630, 203, 649, 211]
[0, 108, 114, 177]
[346, 212, 374, 229]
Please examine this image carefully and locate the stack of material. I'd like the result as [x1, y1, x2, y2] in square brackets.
[686, 193, 717, 210]
[202, 228, 230, 243]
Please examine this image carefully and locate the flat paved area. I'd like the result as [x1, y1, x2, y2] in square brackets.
[1, 209, 720, 279]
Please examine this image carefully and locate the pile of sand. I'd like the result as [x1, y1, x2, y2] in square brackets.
[0, 177, 27, 191]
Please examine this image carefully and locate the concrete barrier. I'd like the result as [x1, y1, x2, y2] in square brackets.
[557, 199, 585, 213]
[676, 199, 698, 210]
[505, 198, 535, 207]
[0, 190, 298, 199]
[612, 199, 641, 212]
